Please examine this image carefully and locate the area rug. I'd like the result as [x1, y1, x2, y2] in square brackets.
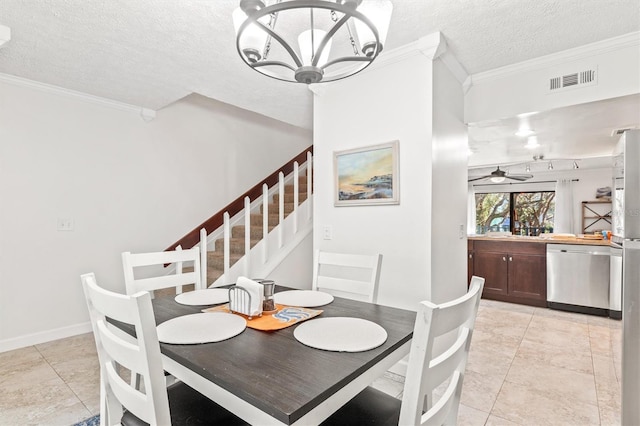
[74, 414, 99, 426]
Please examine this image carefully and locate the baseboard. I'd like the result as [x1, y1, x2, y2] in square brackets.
[0, 321, 93, 353]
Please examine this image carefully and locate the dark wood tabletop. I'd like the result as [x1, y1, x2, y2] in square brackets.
[136, 286, 416, 424]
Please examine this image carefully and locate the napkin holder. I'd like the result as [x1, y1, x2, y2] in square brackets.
[228, 280, 263, 319]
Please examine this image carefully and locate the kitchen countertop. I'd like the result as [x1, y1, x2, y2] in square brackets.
[469, 235, 613, 247]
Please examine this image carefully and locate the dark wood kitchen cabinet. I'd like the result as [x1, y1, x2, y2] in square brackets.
[472, 240, 547, 307]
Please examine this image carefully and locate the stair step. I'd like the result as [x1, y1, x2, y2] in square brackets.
[250, 213, 282, 226]
[214, 237, 261, 254]
[206, 267, 224, 284]
[232, 224, 275, 239]
[260, 203, 295, 215]
[207, 251, 243, 269]
[284, 183, 307, 191]
[273, 192, 308, 204]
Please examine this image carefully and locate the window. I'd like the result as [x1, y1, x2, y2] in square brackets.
[475, 191, 556, 235]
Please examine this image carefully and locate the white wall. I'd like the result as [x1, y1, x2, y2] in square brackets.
[431, 60, 469, 303]
[0, 82, 311, 351]
[465, 33, 640, 123]
[266, 232, 313, 290]
[471, 167, 613, 236]
[313, 36, 468, 310]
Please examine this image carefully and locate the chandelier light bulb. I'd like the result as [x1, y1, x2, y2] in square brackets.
[354, 0, 393, 56]
[232, 7, 269, 63]
[298, 29, 332, 66]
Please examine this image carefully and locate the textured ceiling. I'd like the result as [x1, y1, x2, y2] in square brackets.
[1, 0, 638, 131]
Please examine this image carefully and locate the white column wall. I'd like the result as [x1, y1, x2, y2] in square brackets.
[314, 50, 437, 310]
[0, 83, 311, 350]
[431, 60, 469, 303]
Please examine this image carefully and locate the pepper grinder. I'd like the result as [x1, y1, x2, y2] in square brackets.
[262, 280, 275, 312]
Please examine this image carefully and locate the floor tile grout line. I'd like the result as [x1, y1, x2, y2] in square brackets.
[483, 308, 535, 425]
[33, 343, 93, 418]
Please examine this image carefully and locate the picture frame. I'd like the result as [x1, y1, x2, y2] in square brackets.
[334, 140, 399, 206]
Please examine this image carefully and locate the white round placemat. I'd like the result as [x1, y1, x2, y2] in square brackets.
[293, 317, 387, 352]
[156, 313, 246, 344]
[174, 289, 229, 306]
[274, 290, 334, 307]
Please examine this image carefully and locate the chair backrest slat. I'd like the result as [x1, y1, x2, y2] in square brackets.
[122, 247, 203, 296]
[81, 273, 171, 426]
[422, 371, 462, 426]
[312, 250, 382, 303]
[399, 276, 485, 426]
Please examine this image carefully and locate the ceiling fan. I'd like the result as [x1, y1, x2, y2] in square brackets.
[468, 166, 533, 183]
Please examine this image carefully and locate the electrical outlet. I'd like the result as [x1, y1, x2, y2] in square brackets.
[459, 224, 465, 239]
[323, 225, 333, 240]
[57, 217, 74, 231]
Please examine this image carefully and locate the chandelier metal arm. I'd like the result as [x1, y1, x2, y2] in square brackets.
[311, 13, 350, 67]
[251, 60, 297, 72]
[237, 16, 304, 68]
[321, 55, 372, 69]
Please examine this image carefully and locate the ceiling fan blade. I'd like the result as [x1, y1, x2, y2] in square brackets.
[468, 175, 490, 182]
[506, 174, 533, 181]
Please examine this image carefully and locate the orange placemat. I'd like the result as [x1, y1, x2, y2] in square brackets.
[203, 304, 322, 331]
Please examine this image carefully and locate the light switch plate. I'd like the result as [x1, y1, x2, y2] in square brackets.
[57, 218, 74, 231]
[323, 225, 333, 240]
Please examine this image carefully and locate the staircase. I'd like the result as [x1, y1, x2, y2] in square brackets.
[167, 148, 313, 287]
[204, 176, 309, 283]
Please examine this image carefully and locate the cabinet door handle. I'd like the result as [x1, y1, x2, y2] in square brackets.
[469, 254, 473, 259]
[502, 256, 506, 261]
[509, 256, 513, 262]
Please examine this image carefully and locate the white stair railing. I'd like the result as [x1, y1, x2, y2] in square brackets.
[197, 153, 313, 287]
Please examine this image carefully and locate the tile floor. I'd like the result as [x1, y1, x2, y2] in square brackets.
[0, 299, 622, 425]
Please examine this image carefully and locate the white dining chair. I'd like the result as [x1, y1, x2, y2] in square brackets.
[121, 246, 203, 297]
[321, 275, 485, 426]
[312, 249, 383, 303]
[81, 273, 248, 426]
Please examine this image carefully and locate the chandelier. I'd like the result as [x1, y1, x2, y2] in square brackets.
[233, 0, 393, 84]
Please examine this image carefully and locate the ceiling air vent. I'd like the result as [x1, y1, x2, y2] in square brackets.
[548, 67, 597, 92]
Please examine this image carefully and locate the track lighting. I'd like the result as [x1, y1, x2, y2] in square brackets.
[548, 161, 553, 170]
[573, 161, 579, 169]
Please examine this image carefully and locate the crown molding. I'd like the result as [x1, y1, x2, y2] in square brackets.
[377, 32, 445, 67]
[0, 72, 156, 121]
[310, 32, 469, 95]
[470, 31, 640, 85]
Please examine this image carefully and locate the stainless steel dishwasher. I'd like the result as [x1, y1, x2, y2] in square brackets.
[546, 244, 610, 316]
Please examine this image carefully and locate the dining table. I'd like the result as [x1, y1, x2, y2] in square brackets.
[134, 285, 416, 425]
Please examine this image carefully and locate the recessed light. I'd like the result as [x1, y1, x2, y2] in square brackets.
[525, 136, 539, 149]
[516, 128, 535, 137]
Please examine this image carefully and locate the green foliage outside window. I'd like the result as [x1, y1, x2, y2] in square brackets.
[475, 193, 510, 233]
[475, 191, 555, 235]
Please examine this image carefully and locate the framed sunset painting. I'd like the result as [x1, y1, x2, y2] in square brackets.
[333, 140, 399, 206]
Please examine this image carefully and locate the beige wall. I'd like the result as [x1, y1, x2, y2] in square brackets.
[0, 83, 311, 351]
